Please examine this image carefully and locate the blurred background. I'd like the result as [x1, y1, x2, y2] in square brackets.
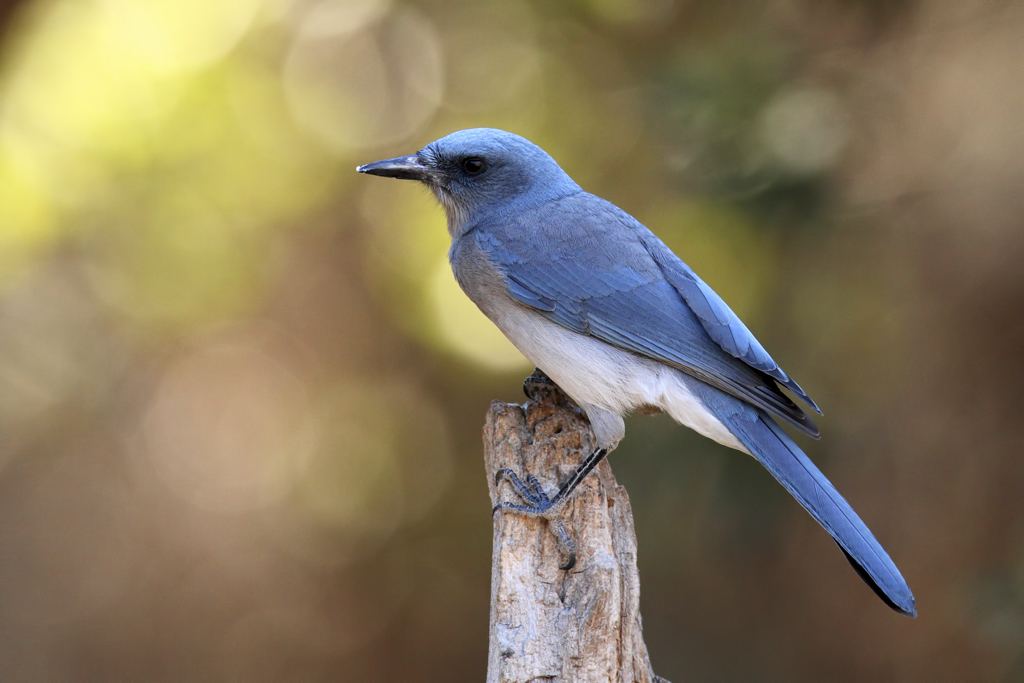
[0, 0, 1021, 680]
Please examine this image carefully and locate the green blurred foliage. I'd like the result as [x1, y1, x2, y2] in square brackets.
[0, 0, 1023, 681]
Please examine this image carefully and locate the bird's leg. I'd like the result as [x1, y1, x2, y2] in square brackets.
[492, 446, 609, 571]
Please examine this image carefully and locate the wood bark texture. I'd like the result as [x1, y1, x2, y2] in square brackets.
[484, 379, 668, 683]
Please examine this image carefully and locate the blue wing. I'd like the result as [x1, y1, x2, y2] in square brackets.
[474, 192, 820, 437]
[691, 381, 915, 616]
[642, 235, 821, 414]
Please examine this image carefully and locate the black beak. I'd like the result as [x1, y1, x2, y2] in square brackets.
[356, 155, 436, 182]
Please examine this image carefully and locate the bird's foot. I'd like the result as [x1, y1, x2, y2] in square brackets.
[492, 468, 577, 570]
[522, 367, 557, 401]
[492, 446, 610, 571]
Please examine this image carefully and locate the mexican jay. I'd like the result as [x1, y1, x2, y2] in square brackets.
[357, 128, 915, 617]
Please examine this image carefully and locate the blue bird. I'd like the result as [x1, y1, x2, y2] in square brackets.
[357, 128, 916, 617]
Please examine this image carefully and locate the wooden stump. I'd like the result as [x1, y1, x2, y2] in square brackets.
[483, 378, 668, 683]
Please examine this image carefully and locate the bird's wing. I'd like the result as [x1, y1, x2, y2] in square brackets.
[474, 196, 820, 437]
[640, 233, 821, 414]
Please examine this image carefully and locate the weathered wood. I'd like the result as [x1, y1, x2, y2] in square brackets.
[484, 378, 668, 683]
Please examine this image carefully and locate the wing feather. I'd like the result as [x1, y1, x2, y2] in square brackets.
[642, 234, 821, 414]
[472, 193, 821, 435]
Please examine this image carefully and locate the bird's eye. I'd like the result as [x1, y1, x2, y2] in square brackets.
[462, 157, 486, 175]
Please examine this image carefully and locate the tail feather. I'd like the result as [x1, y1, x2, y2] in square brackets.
[698, 387, 916, 617]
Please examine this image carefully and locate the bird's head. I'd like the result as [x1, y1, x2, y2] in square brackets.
[357, 128, 579, 235]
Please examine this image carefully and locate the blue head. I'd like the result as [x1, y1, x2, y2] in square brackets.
[357, 128, 580, 235]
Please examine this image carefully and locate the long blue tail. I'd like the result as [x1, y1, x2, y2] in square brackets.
[695, 384, 916, 617]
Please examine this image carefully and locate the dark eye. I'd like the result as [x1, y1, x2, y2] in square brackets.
[462, 157, 486, 175]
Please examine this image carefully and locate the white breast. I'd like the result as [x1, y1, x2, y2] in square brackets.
[490, 300, 748, 454]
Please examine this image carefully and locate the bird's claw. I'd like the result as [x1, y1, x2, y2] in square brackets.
[559, 552, 577, 571]
[491, 446, 609, 571]
[522, 367, 557, 401]
[551, 519, 577, 570]
[493, 467, 551, 509]
[493, 467, 576, 570]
